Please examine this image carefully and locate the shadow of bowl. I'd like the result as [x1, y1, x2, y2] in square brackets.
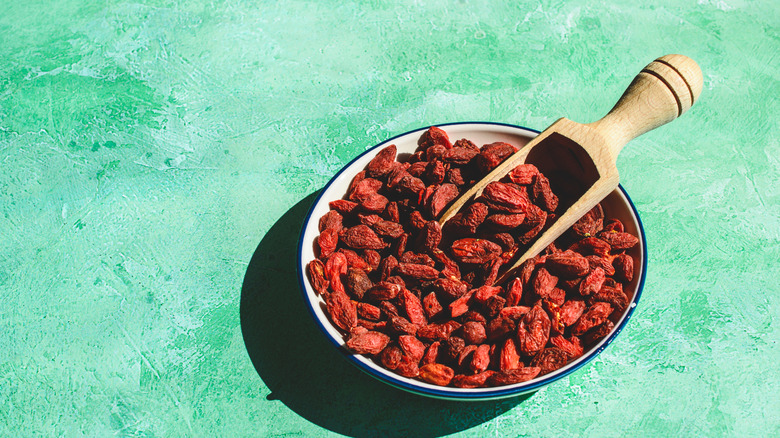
[240, 192, 532, 437]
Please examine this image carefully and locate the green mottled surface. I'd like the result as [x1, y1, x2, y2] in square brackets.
[1, 0, 778, 436]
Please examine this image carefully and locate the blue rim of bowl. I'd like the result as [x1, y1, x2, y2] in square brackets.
[296, 121, 647, 400]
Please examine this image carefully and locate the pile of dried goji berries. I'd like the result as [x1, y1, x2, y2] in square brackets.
[306, 127, 639, 388]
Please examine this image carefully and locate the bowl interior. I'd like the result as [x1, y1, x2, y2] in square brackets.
[298, 122, 646, 400]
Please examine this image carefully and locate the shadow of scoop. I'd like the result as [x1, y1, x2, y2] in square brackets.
[240, 191, 530, 437]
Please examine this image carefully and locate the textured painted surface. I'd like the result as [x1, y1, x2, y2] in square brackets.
[1, 0, 778, 436]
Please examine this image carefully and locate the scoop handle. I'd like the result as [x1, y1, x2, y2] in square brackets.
[587, 54, 703, 158]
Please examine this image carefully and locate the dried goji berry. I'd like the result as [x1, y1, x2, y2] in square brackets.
[546, 250, 590, 278]
[449, 290, 474, 318]
[530, 347, 569, 375]
[432, 277, 468, 302]
[325, 252, 348, 294]
[442, 336, 466, 362]
[613, 253, 634, 283]
[329, 199, 359, 215]
[582, 320, 615, 346]
[422, 341, 440, 365]
[476, 142, 517, 174]
[389, 315, 419, 336]
[365, 281, 402, 301]
[345, 268, 372, 299]
[462, 321, 487, 345]
[508, 163, 540, 185]
[486, 367, 541, 386]
[317, 228, 339, 258]
[366, 144, 397, 178]
[397, 262, 439, 280]
[451, 238, 502, 264]
[442, 147, 479, 165]
[580, 267, 606, 296]
[558, 300, 587, 327]
[357, 302, 382, 320]
[572, 302, 613, 336]
[424, 160, 447, 185]
[362, 249, 381, 271]
[598, 230, 639, 250]
[531, 173, 559, 212]
[380, 344, 403, 370]
[416, 220, 442, 251]
[341, 225, 387, 250]
[589, 285, 629, 313]
[499, 338, 521, 371]
[402, 288, 427, 326]
[499, 306, 531, 321]
[417, 126, 452, 150]
[319, 210, 343, 232]
[486, 317, 516, 342]
[419, 363, 455, 386]
[326, 289, 357, 331]
[480, 181, 531, 212]
[398, 335, 426, 363]
[484, 212, 526, 229]
[428, 183, 459, 218]
[348, 177, 383, 202]
[533, 267, 559, 299]
[470, 344, 491, 373]
[306, 259, 329, 295]
[422, 292, 444, 319]
[451, 371, 495, 388]
[517, 305, 551, 355]
[549, 335, 584, 359]
[395, 355, 420, 378]
[505, 277, 524, 306]
[417, 321, 461, 341]
[603, 218, 625, 233]
[347, 331, 390, 355]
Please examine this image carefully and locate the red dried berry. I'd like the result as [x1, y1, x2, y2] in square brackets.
[428, 183, 459, 218]
[613, 253, 634, 282]
[598, 230, 639, 250]
[418, 126, 452, 150]
[545, 250, 590, 278]
[347, 331, 390, 355]
[572, 302, 613, 336]
[481, 182, 531, 212]
[508, 164, 540, 185]
[451, 238, 502, 264]
[516, 305, 551, 355]
[326, 289, 357, 331]
[317, 228, 339, 258]
[580, 267, 606, 296]
[530, 347, 569, 375]
[366, 144, 397, 178]
[345, 268, 373, 299]
[418, 363, 455, 386]
[462, 321, 487, 345]
[531, 173, 559, 212]
[341, 225, 387, 250]
[499, 338, 521, 371]
[306, 259, 329, 295]
[422, 292, 444, 319]
[402, 289, 427, 326]
[476, 142, 517, 174]
[487, 367, 541, 386]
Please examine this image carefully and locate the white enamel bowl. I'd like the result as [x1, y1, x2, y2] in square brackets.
[297, 122, 647, 400]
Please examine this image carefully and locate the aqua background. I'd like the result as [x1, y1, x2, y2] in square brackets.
[1, 0, 778, 436]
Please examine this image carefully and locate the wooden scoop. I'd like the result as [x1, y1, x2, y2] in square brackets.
[438, 54, 703, 284]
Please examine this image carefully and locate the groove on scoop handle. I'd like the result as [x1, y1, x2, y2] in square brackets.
[588, 54, 703, 158]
